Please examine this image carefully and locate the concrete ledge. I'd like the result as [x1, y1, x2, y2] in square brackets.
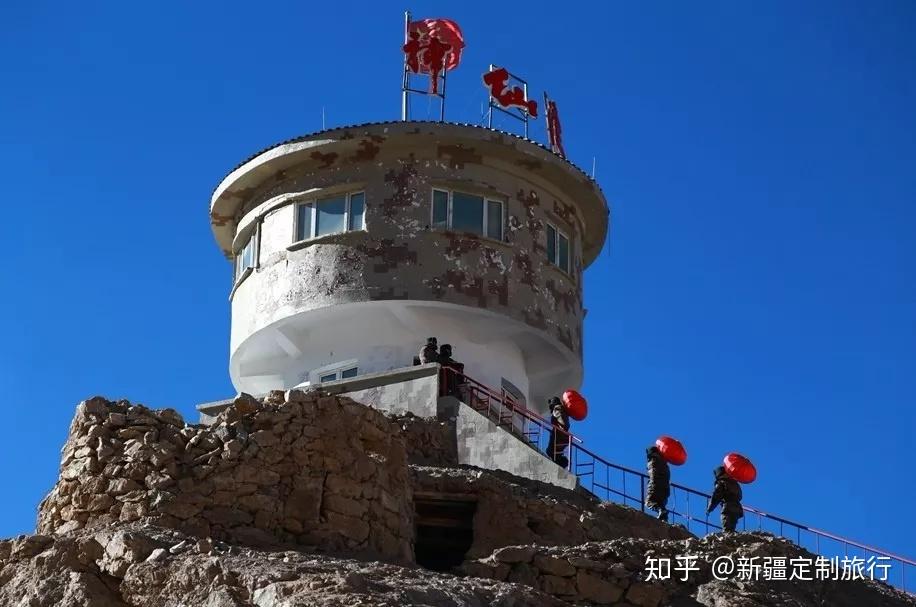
[197, 363, 440, 423]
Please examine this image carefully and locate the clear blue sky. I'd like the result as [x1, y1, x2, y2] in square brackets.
[2, 1, 913, 560]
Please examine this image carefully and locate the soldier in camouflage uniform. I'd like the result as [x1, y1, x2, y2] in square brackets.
[706, 465, 744, 532]
[545, 397, 571, 468]
[645, 446, 670, 522]
[419, 337, 439, 365]
[438, 344, 464, 398]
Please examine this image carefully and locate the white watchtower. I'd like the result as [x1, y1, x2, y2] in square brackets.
[210, 121, 609, 413]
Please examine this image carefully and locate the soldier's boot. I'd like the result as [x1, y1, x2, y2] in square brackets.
[658, 508, 669, 522]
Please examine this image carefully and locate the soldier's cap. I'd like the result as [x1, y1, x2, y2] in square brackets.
[426, 337, 437, 343]
[547, 396, 562, 407]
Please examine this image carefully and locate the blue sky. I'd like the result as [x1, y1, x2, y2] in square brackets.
[2, 0, 913, 561]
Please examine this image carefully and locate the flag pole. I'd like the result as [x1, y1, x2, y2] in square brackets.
[401, 10, 410, 121]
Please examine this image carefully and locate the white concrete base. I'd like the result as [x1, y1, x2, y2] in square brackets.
[230, 300, 581, 415]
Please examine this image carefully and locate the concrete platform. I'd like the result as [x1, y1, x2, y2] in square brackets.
[197, 363, 577, 491]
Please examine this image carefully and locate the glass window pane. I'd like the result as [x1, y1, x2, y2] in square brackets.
[236, 236, 254, 279]
[348, 192, 365, 231]
[341, 367, 358, 379]
[546, 224, 557, 264]
[487, 200, 503, 240]
[315, 195, 347, 236]
[452, 192, 484, 235]
[319, 373, 337, 383]
[558, 233, 570, 272]
[432, 190, 449, 228]
[296, 204, 313, 241]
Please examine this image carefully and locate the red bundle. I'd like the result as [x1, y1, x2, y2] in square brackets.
[723, 453, 757, 484]
[655, 436, 687, 465]
[561, 390, 588, 421]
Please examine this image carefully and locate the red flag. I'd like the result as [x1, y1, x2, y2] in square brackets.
[403, 18, 465, 94]
[545, 95, 565, 158]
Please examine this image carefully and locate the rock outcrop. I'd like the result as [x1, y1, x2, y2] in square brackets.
[3, 522, 913, 607]
[3, 394, 913, 607]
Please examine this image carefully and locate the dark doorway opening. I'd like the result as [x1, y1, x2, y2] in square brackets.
[414, 496, 477, 572]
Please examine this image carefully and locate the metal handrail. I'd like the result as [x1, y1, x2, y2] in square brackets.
[438, 366, 914, 593]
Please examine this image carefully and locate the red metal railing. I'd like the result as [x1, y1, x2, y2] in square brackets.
[438, 366, 914, 594]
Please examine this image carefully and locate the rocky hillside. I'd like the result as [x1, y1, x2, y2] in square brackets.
[0, 522, 563, 606]
[2, 522, 913, 606]
[2, 394, 913, 606]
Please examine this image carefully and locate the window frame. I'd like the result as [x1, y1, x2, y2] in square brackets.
[311, 359, 359, 384]
[546, 222, 571, 274]
[293, 191, 366, 243]
[430, 187, 504, 242]
[233, 226, 259, 282]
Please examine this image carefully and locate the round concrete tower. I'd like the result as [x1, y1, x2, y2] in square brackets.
[210, 121, 609, 413]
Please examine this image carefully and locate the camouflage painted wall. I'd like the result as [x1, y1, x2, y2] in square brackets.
[225, 125, 604, 362]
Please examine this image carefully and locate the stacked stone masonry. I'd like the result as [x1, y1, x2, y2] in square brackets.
[38, 392, 414, 562]
[463, 533, 916, 607]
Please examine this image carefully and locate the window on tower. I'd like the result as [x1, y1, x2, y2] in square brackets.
[546, 222, 571, 274]
[294, 191, 366, 242]
[234, 230, 257, 282]
[431, 188, 504, 241]
[312, 360, 359, 384]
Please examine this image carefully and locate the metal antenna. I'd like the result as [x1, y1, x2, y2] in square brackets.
[592, 157, 597, 179]
[322, 107, 326, 130]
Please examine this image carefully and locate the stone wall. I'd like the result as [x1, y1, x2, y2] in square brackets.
[38, 392, 414, 563]
[395, 413, 458, 467]
[412, 467, 690, 562]
[36, 391, 693, 571]
[462, 533, 915, 607]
